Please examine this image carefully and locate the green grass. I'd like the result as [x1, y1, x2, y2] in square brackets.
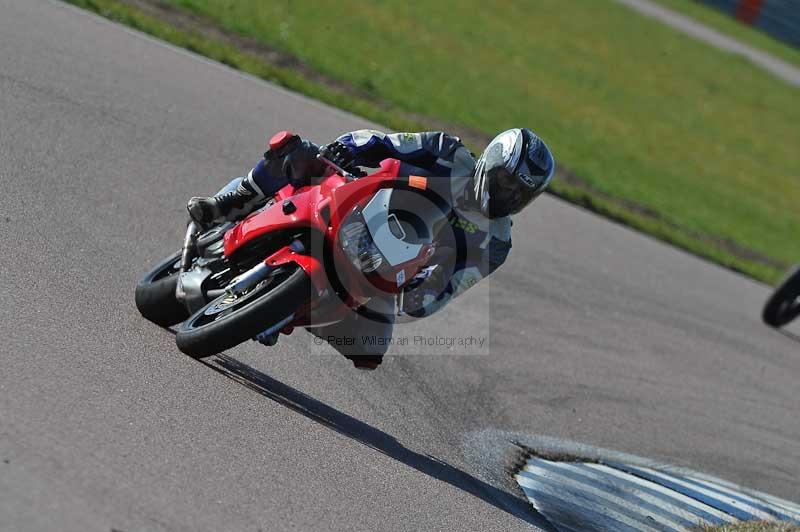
[66, 0, 800, 284]
[652, 0, 800, 69]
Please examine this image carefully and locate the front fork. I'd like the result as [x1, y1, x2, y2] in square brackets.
[180, 176, 244, 272]
[176, 177, 247, 312]
[180, 221, 200, 272]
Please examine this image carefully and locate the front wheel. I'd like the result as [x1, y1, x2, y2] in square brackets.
[762, 266, 800, 328]
[175, 264, 313, 358]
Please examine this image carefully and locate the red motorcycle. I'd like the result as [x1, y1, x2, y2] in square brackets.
[135, 151, 448, 358]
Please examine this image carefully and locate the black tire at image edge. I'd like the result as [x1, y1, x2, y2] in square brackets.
[762, 265, 800, 328]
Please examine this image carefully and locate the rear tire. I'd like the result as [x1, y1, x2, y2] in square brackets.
[175, 265, 313, 358]
[762, 266, 800, 328]
[135, 223, 233, 327]
[135, 251, 189, 327]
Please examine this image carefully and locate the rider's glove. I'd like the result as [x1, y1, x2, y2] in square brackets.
[264, 132, 301, 160]
[320, 141, 356, 171]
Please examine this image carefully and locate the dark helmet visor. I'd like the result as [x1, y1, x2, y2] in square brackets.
[486, 166, 535, 217]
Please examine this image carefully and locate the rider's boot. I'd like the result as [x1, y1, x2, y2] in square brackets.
[187, 175, 265, 228]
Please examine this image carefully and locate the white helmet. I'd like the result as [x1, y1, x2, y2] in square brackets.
[474, 128, 555, 218]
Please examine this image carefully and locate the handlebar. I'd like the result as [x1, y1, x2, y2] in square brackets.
[316, 154, 358, 180]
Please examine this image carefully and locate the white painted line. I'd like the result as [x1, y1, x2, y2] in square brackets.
[547, 462, 705, 528]
[665, 471, 800, 516]
[683, 475, 800, 521]
[585, 464, 737, 523]
[522, 462, 686, 531]
[516, 476, 651, 532]
[749, 492, 800, 518]
[627, 466, 777, 522]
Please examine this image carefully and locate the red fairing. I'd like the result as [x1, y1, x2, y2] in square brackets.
[263, 245, 328, 296]
[222, 183, 331, 258]
[223, 158, 402, 259]
[222, 158, 411, 315]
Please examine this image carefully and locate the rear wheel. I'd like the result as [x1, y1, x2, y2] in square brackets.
[135, 251, 189, 327]
[762, 266, 800, 328]
[135, 222, 233, 327]
[175, 264, 313, 358]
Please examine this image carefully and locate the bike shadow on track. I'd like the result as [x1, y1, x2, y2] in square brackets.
[778, 329, 800, 343]
[198, 353, 556, 530]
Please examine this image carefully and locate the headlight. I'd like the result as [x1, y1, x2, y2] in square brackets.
[339, 210, 384, 274]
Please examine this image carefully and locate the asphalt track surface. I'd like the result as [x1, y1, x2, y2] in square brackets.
[1, 2, 799, 531]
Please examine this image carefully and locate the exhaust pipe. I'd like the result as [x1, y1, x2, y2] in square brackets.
[225, 239, 304, 297]
[226, 262, 272, 296]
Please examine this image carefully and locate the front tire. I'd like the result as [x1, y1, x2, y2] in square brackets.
[175, 265, 313, 358]
[762, 266, 800, 328]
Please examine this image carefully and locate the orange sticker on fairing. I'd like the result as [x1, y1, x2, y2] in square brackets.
[409, 175, 427, 190]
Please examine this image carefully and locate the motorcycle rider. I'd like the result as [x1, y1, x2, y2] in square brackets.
[187, 128, 555, 369]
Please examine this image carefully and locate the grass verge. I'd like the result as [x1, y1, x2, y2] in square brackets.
[64, 0, 799, 285]
[651, 0, 800, 69]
